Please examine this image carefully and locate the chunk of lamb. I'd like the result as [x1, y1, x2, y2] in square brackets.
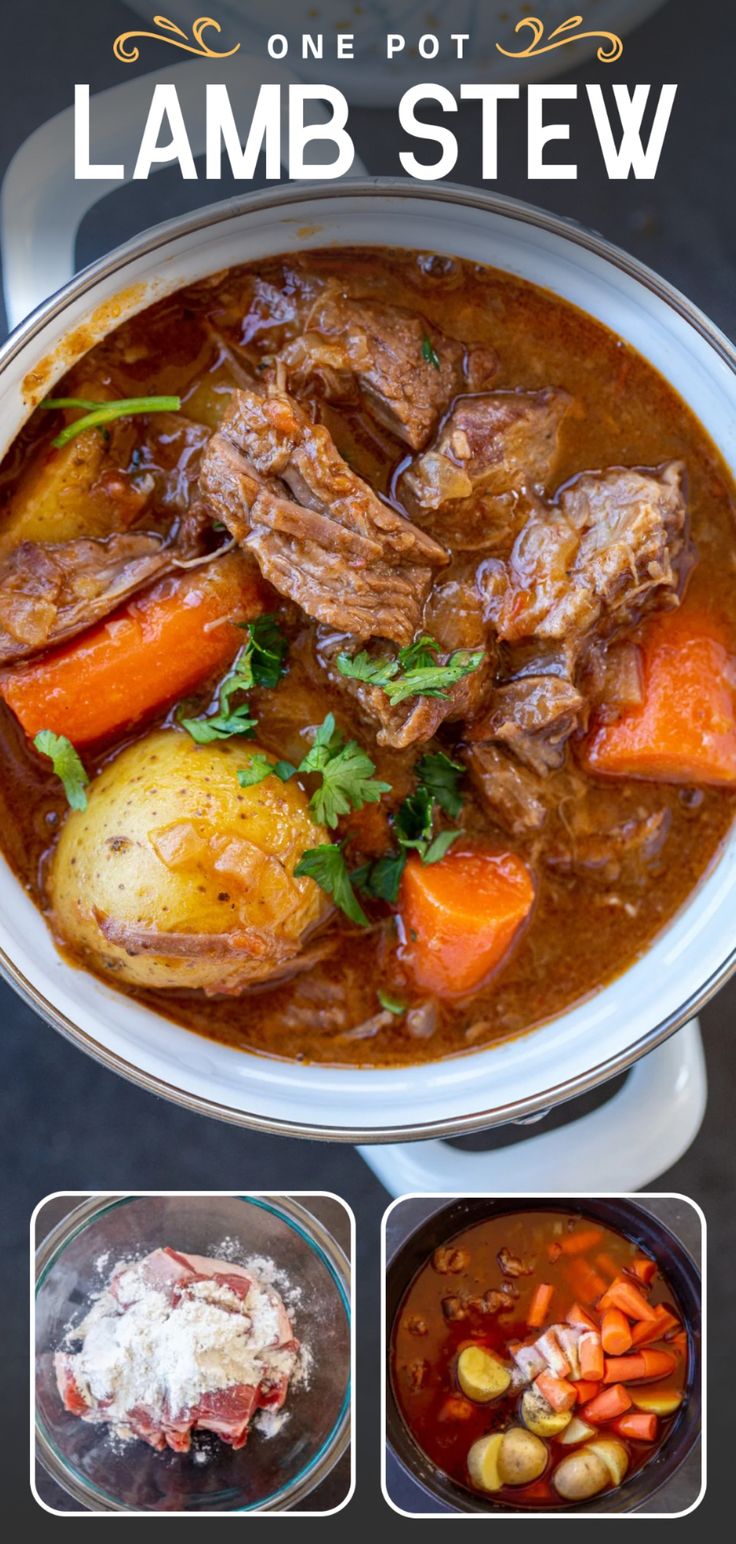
[472, 674, 585, 774]
[462, 742, 551, 835]
[402, 388, 574, 510]
[545, 805, 671, 885]
[198, 388, 447, 644]
[482, 462, 689, 645]
[0, 532, 173, 665]
[280, 284, 497, 448]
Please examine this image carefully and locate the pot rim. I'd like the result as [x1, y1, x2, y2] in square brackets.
[34, 1192, 352, 1513]
[1, 177, 735, 1141]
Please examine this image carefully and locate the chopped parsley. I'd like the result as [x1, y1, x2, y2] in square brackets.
[421, 334, 441, 370]
[237, 712, 391, 830]
[40, 395, 181, 449]
[33, 730, 89, 810]
[377, 989, 407, 1016]
[294, 843, 370, 927]
[415, 751, 465, 819]
[180, 616, 288, 744]
[337, 635, 484, 708]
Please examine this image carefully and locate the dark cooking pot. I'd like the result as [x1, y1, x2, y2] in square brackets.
[385, 1196, 701, 1514]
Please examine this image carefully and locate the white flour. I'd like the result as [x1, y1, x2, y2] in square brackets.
[64, 1250, 299, 1429]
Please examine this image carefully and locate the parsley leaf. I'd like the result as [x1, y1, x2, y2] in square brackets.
[237, 754, 296, 788]
[295, 844, 370, 927]
[384, 649, 485, 706]
[422, 828, 461, 864]
[336, 650, 400, 689]
[298, 713, 391, 830]
[377, 989, 407, 1015]
[415, 751, 465, 819]
[354, 850, 407, 904]
[337, 636, 484, 709]
[181, 705, 257, 743]
[394, 785, 434, 852]
[237, 614, 289, 690]
[33, 730, 89, 810]
[421, 334, 441, 370]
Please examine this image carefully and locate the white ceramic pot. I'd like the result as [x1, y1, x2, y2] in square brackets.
[0, 181, 734, 1151]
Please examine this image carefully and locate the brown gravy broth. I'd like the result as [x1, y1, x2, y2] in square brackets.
[391, 1210, 689, 1507]
[0, 249, 734, 1067]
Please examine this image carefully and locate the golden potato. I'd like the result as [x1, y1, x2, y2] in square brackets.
[457, 1346, 511, 1403]
[0, 428, 118, 552]
[553, 1449, 610, 1502]
[48, 729, 329, 992]
[557, 1416, 596, 1446]
[497, 1427, 548, 1487]
[586, 1438, 629, 1489]
[631, 1387, 682, 1416]
[521, 1387, 572, 1438]
[467, 1433, 504, 1493]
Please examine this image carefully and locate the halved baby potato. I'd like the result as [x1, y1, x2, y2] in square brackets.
[457, 1345, 512, 1402]
[558, 1415, 596, 1446]
[553, 1448, 611, 1502]
[521, 1386, 573, 1437]
[467, 1433, 505, 1492]
[631, 1386, 683, 1416]
[497, 1427, 548, 1487]
[586, 1438, 629, 1489]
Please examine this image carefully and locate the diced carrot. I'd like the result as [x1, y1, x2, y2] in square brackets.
[602, 1354, 648, 1383]
[595, 1252, 620, 1281]
[611, 1412, 659, 1443]
[573, 1380, 601, 1403]
[566, 1257, 607, 1305]
[566, 1302, 597, 1332]
[535, 1372, 577, 1413]
[630, 1306, 680, 1348]
[601, 1309, 633, 1356]
[581, 1384, 632, 1423]
[670, 1331, 689, 1356]
[581, 607, 736, 785]
[527, 1282, 554, 1329]
[559, 1228, 604, 1256]
[400, 846, 534, 997]
[597, 1278, 659, 1323]
[0, 552, 263, 747]
[629, 1256, 657, 1286]
[579, 1331, 604, 1381]
[438, 1395, 474, 1421]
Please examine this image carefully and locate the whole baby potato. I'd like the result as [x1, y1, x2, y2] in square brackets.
[497, 1427, 548, 1487]
[48, 728, 329, 992]
[457, 1346, 511, 1402]
[552, 1448, 611, 1502]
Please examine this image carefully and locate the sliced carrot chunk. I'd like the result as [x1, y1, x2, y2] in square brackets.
[400, 845, 534, 997]
[581, 607, 736, 784]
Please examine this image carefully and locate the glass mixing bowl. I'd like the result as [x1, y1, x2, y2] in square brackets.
[35, 1194, 351, 1512]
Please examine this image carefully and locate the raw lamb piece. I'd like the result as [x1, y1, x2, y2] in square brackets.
[0, 532, 173, 664]
[534, 1328, 571, 1379]
[510, 1341, 548, 1384]
[199, 388, 447, 644]
[280, 283, 497, 448]
[402, 388, 574, 510]
[482, 462, 689, 646]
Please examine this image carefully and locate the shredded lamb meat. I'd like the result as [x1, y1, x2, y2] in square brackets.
[199, 387, 447, 643]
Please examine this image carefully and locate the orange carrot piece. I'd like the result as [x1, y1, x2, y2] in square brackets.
[573, 1380, 601, 1403]
[603, 1353, 648, 1383]
[581, 607, 736, 785]
[630, 1307, 680, 1348]
[400, 845, 534, 997]
[581, 1384, 632, 1423]
[0, 553, 263, 747]
[638, 1349, 678, 1379]
[629, 1257, 658, 1286]
[579, 1331, 604, 1381]
[566, 1302, 597, 1332]
[597, 1278, 659, 1323]
[611, 1412, 659, 1443]
[527, 1282, 554, 1329]
[595, 1252, 620, 1281]
[559, 1228, 604, 1256]
[566, 1258, 607, 1305]
[438, 1395, 474, 1421]
[535, 1372, 577, 1413]
[601, 1309, 633, 1356]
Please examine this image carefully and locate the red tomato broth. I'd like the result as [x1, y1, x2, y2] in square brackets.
[391, 1210, 689, 1508]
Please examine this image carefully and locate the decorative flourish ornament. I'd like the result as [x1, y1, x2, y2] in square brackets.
[496, 14, 624, 64]
[113, 14, 240, 65]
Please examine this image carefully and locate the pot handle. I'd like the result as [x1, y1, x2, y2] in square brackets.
[357, 1020, 706, 1195]
[0, 54, 364, 329]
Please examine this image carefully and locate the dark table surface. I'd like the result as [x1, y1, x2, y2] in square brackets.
[1, 0, 734, 1535]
